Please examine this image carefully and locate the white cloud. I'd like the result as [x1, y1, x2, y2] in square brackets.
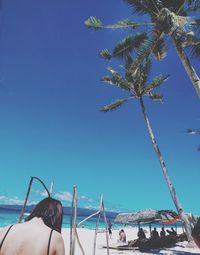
[31, 189, 48, 197]
[0, 192, 125, 213]
[84, 205, 99, 210]
[54, 192, 73, 202]
[0, 195, 25, 205]
[79, 195, 87, 199]
[79, 195, 95, 203]
[40, 190, 48, 197]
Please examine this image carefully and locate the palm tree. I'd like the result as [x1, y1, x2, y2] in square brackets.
[100, 56, 193, 240]
[85, 0, 200, 97]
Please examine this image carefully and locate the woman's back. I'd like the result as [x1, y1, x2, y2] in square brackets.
[0, 218, 65, 255]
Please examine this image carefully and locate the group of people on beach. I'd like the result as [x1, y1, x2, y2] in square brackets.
[137, 227, 177, 240]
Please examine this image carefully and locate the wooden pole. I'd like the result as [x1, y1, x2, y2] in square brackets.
[19, 176, 50, 224]
[75, 228, 85, 255]
[175, 222, 177, 233]
[50, 181, 54, 196]
[149, 223, 152, 237]
[102, 195, 110, 255]
[93, 211, 101, 255]
[69, 187, 75, 255]
[182, 222, 185, 234]
[93, 194, 103, 255]
[32, 176, 50, 197]
[18, 177, 33, 223]
[77, 211, 100, 227]
[72, 186, 78, 255]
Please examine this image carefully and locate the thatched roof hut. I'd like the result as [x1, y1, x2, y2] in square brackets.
[115, 209, 179, 225]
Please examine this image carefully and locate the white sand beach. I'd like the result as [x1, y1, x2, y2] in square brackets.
[62, 227, 200, 255]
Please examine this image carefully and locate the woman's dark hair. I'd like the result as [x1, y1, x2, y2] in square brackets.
[26, 197, 63, 233]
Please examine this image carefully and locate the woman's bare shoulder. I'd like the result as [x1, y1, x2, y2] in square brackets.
[52, 230, 63, 242]
[51, 231, 65, 255]
[0, 225, 13, 241]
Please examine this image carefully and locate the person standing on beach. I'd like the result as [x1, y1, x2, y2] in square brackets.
[137, 228, 146, 239]
[0, 197, 65, 255]
[166, 227, 177, 236]
[151, 227, 159, 238]
[108, 219, 112, 239]
[160, 227, 166, 237]
[170, 227, 177, 236]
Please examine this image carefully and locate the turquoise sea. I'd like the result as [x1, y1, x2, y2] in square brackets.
[0, 205, 183, 230]
[0, 205, 118, 229]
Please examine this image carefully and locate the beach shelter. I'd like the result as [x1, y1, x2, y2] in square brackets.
[114, 209, 180, 233]
[158, 210, 179, 225]
[115, 209, 160, 225]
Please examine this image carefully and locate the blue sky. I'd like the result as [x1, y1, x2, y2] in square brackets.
[0, 0, 199, 214]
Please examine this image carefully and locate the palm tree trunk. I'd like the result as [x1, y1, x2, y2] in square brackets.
[139, 97, 192, 241]
[172, 36, 200, 98]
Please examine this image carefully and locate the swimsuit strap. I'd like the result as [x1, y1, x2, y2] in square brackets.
[47, 229, 53, 255]
[0, 225, 14, 251]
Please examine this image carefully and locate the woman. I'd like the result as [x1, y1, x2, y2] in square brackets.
[0, 197, 65, 255]
[118, 229, 126, 243]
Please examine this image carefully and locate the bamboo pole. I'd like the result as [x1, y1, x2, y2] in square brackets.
[93, 211, 101, 255]
[18, 177, 34, 223]
[71, 186, 78, 255]
[175, 222, 177, 233]
[32, 176, 51, 197]
[19, 176, 51, 223]
[102, 196, 110, 255]
[50, 181, 54, 196]
[69, 187, 75, 255]
[77, 211, 100, 227]
[93, 194, 103, 255]
[75, 228, 85, 255]
[149, 223, 152, 237]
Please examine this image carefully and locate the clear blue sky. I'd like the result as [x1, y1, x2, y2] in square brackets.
[0, 0, 199, 214]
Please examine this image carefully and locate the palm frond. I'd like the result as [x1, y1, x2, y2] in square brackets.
[85, 17, 103, 29]
[191, 19, 200, 35]
[127, 37, 156, 77]
[145, 74, 170, 93]
[149, 93, 164, 102]
[85, 17, 146, 30]
[124, 0, 160, 16]
[101, 76, 131, 92]
[101, 67, 132, 92]
[152, 38, 167, 60]
[112, 33, 148, 59]
[140, 58, 152, 85]
[106, 19, 140, 29]
[161, 0, 185, 12]
[189, 37, 200, 58]
[107, 66, 117, 74]
[100, 49, 112, 60]
[101, 98, 129, 112]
